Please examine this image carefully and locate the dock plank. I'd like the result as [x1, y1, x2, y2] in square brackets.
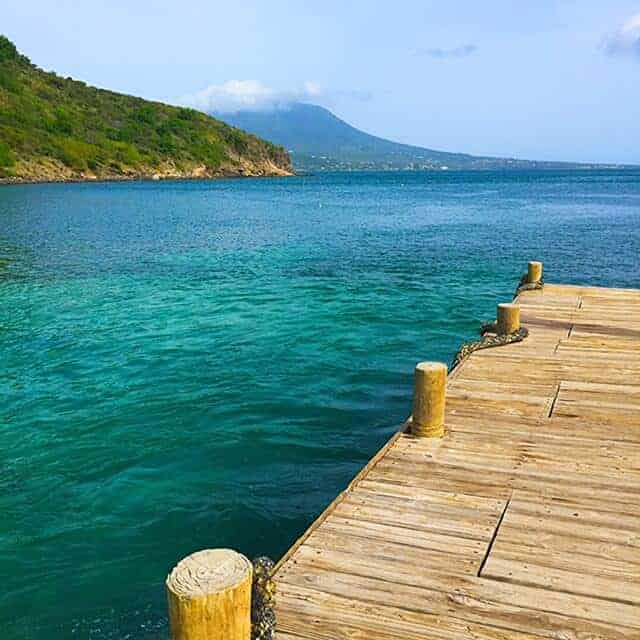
[274, 282, 640, 638]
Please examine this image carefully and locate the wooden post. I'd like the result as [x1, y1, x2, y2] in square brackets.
[166, 549, 253, 640]
[497, 303, 520, 335]
[527, 261, 543, 283]
[412, 361, 447, 438]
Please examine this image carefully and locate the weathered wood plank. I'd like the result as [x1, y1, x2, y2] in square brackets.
[277, 585, 553, 640]
[278, 558, 640, 634]
[274, 282, 640, 638]
[481, 556, 640, 604]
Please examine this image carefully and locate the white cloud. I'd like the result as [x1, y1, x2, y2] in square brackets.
[303, 81, 323, 98]
[603, 13, 640, 58]
[181, 80, 324, 114]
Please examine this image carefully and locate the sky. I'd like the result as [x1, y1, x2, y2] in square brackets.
[2, 1, 640, 164]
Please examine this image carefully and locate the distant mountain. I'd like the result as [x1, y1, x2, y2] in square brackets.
[217, 102, 616, 172]
[0, 36, 290, 184]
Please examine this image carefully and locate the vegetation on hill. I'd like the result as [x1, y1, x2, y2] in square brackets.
[0, 36, 291, 183]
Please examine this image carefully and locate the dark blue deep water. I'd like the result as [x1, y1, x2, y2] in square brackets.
[0, 170, 639, 639]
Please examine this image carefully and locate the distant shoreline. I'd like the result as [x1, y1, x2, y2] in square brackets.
[2, 165, 639, 188]
[0, 169, 295, 188]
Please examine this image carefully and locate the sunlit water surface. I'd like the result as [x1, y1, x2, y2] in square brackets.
[1, 170, 639, 639]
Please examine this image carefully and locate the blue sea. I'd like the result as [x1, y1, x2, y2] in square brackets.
[1, 170, 639, 639]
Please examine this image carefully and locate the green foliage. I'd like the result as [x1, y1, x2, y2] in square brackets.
[52, 137, 93, 171]
[0, 140, 16, 178]
[0, 35, 290, 180]
[0, 36, 19, 62]
[225, 128, 249, 154]
[0, 141, 15, 167]
[45, 107, 74, 135]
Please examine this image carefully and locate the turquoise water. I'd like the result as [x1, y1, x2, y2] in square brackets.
[1, 170, 639, 639]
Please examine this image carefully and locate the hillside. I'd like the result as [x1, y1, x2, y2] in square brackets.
[219, 103, 610, 172]
[0, 37, 291, 184]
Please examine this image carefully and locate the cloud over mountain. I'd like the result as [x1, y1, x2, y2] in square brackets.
[182, 80, 322, 114]
[603, 13, 640, 58]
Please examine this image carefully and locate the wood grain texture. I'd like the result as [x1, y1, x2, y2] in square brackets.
[274, 282, 640, 638]
[166, 549, 252, 640]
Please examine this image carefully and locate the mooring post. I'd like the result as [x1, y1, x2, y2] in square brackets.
[412, 361, 447, 438]
[497, 303, 520, 335]
[166, 548, 252, 640]
[528, 260, 543, 283]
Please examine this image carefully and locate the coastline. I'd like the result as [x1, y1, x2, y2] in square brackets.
[0, 169, 295, 188]
[0, 131, 292, 190]
[4, 164, 638, 188]
[0, 161, 294, 187]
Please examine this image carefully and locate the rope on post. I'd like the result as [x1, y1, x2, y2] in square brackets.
[515, 260, 544, 296]
[451, 301, 528, 371]
[450, 325, 528, 371]
[251, 557, 276, 640]
[451, 264, 541, 371]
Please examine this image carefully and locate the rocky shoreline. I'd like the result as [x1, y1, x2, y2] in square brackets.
[0, 156, 293, 187]
[0, 173, 295, 187]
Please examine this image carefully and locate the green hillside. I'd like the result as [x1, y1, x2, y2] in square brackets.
[0, 36, 291, 183]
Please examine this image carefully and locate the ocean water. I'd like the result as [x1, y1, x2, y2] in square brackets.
[0, 170, 639, 639]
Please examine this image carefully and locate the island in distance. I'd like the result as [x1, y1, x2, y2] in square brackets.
[218, 102, 630, 172]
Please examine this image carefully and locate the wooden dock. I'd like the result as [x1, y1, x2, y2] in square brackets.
[273, 282, 640, 639]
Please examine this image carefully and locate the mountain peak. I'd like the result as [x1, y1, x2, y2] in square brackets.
[217, 102, 602, 171]
[217, 102, 485, 170]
